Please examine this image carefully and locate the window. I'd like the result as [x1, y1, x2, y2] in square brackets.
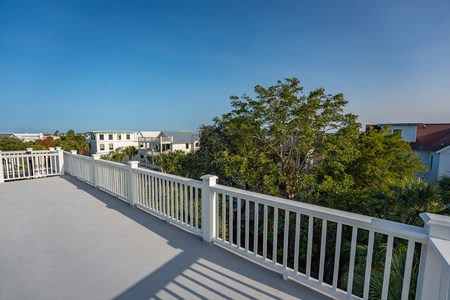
[126, 134, 130, 140]
[118, 134, 121, 140]
[99, 134, 104, 140]
[186, 143, 189, 149]
[100, 144, 105, 150]
[430, 155, 434, 170]
[195, 142, 199, 147]
[108, 134, 113, 140]
[109, 144, 113, 150]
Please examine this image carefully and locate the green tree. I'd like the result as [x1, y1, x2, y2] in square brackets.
[0, 137, 47, 151]
[161, 78, 424, 213]
[198, 78, 360, 199]
[370, 178, 446, 226]
[101, 147, 127, 162]
[311, 126, 426, 215]
[123, 146, 138, 161]
[345, 178, 447, 299]
[155, 150, 187, 174]
[0, 137, 25, 151]
[438, 175, 450, 209]
[54, 129, 89, 155]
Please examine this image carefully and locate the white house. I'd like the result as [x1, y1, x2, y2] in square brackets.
[138, 130, 200, 168]
[88, 130, 200, 167]
[368, 123, 450, 182]
[12, 133, 45, 142]
[89, 131, 139, 156]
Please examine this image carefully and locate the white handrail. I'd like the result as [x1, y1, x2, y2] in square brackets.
[4, 149, 448, 300]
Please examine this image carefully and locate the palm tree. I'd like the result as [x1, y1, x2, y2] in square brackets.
[341, 178, 447, 299]
[109, 148, 127, 162]
[123, 146, 138, 161]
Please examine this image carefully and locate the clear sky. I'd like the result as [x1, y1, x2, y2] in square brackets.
[1, 0, 449, 133]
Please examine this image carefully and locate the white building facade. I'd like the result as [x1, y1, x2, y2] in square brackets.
[89, 131, 139, 156]
[138, 130, 200, 168]
[88, 130, 200, 167]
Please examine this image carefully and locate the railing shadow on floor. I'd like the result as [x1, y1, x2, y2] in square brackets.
[61, 175, 330, 300]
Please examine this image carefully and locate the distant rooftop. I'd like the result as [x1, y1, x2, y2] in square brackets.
[411, 123, 450, 152]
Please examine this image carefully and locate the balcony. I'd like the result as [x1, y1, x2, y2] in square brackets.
[1, 150, 449, 299]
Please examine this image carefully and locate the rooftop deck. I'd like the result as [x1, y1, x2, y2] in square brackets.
[0, 175, 329, 300]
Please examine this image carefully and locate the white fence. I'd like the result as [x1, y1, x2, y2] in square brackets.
[0, 148, 63, 182]
[6, 150, 450, 299]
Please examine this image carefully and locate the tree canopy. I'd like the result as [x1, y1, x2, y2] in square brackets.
[158, 78, 427, 216]
[0, 130, 90, 155]
[54, 130, 90, 155]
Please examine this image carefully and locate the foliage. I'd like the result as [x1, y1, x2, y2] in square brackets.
[155, 150, 187, 174]
[123, 146, 138, 161]
[0, 136, 53, 151]
[54, 129, 90, 155]
[154, 78, 427, 218]
[179, 78, 423, 217]
[101, 147, 127, 162]
[0, 130, 89, 154]
[35, 137, 55, 149]
[310, 126, 426, 215]
[342, 234, 420, 300]
[370, 178, 447, 226]
[438, 175, 450, 207]
[0, 137, 28, 151]
[195, 78, 361, 199]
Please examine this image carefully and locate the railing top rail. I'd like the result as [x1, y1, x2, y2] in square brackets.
[33, 150, 59, 154]
[0, 150, 28, 154]
[1, 150, 59, 156]
[211, 183, 428, 243]
[133, 167, 202, 188]
[71, 154, 94, 161]
[95, 158, 129, 169]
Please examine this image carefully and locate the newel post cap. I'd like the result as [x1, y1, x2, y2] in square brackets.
[420, 212, 450, 240]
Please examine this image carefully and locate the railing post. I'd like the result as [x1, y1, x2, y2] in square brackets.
[417, 213, 450, 299]
[0, 151, 4, 184]
[70, 150, 77, 177]
[128, 161, 139, 206]
[26, 148, 34, 177]
[92, 154, 101, 188]
[201, 174, 218, 244]
[56, 147, 64, 174]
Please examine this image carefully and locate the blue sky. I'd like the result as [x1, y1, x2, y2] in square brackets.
[1, 0, 449, 133]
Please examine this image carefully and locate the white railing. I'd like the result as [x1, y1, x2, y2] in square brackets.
[66, 152, 203, 235]
[205, 178, 434, 299]
[3, 150, 448, 299]
[133, 168, 203, 235]
[0, 148, 63, 182]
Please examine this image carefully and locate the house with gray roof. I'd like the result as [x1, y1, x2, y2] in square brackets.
[138, 130, 200, 168]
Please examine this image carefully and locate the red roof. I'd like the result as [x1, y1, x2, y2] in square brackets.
[411, 124, 450, 152]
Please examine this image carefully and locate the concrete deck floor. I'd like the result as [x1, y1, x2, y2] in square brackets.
[0, 175, 331, 300]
